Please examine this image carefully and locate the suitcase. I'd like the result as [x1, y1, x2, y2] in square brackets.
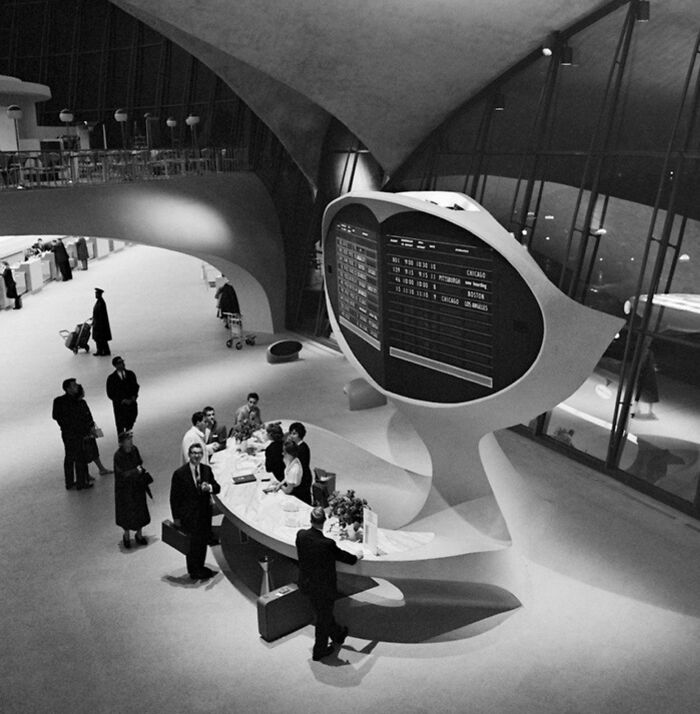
[257, 583, 313, 642]
[161, 519, 191, 555]
[74, 321, 91, 351]
[59, 321, 91, 353]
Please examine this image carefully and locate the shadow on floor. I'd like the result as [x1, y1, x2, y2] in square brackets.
[220, 518, 519, 643]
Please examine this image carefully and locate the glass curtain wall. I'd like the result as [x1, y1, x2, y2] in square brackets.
[389, 0, 700, 518]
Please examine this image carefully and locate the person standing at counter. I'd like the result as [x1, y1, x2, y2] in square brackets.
[170, 443, 221, 581]
[182, 411, 219, 464]
[106, 356, 140, 436]
[76, 237, 89, 270]
[52, 238, 72, 281]
[52, 378, 94, 490]
[92, 288, 112, 356]
[114, 431, 151, 549]
[296, 507, 363, 661]
[2, 261, 21, 309]
[289, 421, 312, 505]
[264, 422, 285, 482]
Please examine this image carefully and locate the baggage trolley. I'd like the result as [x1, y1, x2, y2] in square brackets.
[222, 312, 256, 350]
[59, 319, 92, 354]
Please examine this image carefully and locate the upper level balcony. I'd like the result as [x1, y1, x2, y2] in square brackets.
[0, 146, 251, 191]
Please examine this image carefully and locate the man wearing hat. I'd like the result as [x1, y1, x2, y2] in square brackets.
[92, 288, 112, 356]
[295, 507, 363, 661]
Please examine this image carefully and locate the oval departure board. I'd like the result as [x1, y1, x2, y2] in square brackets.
[324, 202, 544, 404]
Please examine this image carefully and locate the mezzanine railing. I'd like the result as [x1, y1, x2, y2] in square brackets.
[0, 147, 251, 190]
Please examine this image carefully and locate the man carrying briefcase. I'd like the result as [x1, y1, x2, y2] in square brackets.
[169, 443, 221, 581]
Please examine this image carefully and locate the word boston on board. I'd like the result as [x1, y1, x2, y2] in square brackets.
[323, 192, 544, 404]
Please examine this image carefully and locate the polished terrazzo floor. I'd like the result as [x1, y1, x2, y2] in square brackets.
[1, 244, 699, 714]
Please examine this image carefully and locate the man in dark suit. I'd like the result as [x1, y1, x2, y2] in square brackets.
[106, 356, 140, 435]
[170, 443, 221, 581]
[52, 378, 94, 490]
[296, 507, 363, 661]
[203, 405, 227, 451]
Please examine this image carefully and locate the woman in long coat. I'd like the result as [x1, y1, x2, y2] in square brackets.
[114, 432, 151, 548]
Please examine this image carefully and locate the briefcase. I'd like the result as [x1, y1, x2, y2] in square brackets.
[161, 519, 191, 555]
[257, 583, 313, 642]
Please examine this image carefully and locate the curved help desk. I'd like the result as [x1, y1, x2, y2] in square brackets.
[211, 420, 522, 603]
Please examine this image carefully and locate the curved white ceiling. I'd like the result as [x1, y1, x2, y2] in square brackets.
[112, 0, 610, 179]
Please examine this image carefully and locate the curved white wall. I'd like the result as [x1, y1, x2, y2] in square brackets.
[0, 173, 286, 332]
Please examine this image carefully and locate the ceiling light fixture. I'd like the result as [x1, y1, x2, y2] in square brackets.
[560, 45, 573, 66]
[635, 1, 650, 22]
[542, 32, 557, 56]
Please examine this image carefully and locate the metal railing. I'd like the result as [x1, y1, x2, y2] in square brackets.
[0, 147, 251, 190]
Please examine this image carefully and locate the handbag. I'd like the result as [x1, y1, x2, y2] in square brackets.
[141, 470, 154, 499]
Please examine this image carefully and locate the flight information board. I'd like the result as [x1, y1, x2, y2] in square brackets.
[385, 232, 494, 388]
[335, 221, 381, 349]
[324, 204, 543, 403]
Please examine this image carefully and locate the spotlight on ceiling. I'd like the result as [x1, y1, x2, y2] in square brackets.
[560, 45, 573, 65]
[542, 32, 557, 56]
[636, 1, 650, 22]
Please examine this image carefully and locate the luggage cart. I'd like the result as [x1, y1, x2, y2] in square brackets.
[223, 312, 256, 349]
[59, 319, 92, 354]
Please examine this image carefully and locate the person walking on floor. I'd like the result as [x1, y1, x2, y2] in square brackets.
[92, 287, 112, 356]
[296, 507, 363, 661]
[106, 356, 140, 435]
[114, 431, 152, 549]
[52, 378, 95, 490]
[2, 261, 22, 309]
[170, 443, 221, 580]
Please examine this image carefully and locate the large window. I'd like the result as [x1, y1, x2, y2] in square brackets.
[389, 0, 700, 518]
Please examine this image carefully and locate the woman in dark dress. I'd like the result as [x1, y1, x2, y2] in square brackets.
[265, 422, 285, 482]
[76, 384, 112, 477]
[288, 421, 312, 505]
[114, 432, 151, 549]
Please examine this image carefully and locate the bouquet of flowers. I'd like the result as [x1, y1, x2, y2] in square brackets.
[231, 418, 257, 443]
[328, 489, 370, 527]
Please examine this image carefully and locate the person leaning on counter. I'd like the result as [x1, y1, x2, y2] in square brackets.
[296, 507, 363, 661]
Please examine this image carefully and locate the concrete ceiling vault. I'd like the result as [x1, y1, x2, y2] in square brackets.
[111, 0, 611, 178]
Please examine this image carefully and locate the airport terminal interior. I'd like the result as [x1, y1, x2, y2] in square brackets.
[1, 0, 700, 712]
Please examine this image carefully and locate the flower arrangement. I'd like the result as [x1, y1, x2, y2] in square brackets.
[231, 418, 257, 443]
[328, 489, 370, 527]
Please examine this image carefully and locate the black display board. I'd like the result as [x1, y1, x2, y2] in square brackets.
[324, 204, 544, 403]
